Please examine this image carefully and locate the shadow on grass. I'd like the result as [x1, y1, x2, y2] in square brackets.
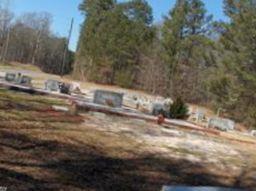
[0, 129, 255, 191]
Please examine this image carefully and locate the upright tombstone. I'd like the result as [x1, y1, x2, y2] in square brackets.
[70, 82, 81, 93]
[45, 80, 71, 95]
[5, 73, 16, 82]
[17, 75, 32, 87]
[5, 73, 32, 87]
[59, 82, 71, 95]
[151, 98, 172, 118]
[45, 80, 61, 92]
[195, 109, 206, 123]
[152, 103, 167, 116]
[93, 90, 124, 108]
[0, 71, 6, 79]
[208, 117, 235, 131]
[251, 130, 256, 137]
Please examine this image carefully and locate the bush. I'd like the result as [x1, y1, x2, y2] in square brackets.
[169, 97, 189, 119]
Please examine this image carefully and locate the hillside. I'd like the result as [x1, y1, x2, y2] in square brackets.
[0, 63, 255, 190]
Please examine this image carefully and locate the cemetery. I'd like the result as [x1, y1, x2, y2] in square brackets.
[0, 71, 252, 136]
[0, 66, 255, 190]
[0, 0, 255, 189]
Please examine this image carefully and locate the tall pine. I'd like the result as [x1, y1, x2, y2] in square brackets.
[211, 0, 256, 127]
[75, 0, 154, 87]
[162, 0, 213, 102]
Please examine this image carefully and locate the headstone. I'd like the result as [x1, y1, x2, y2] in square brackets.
[162, 186, 244, 191]
[70, 82, 81, 93]
[152, 103, 166, 116]
[251, 130, 256, 137]
[134, 99, 151, 113]
[17, 75, 32, 86]
[195, 109, 206, 123]
[5, 73, 32, 87]
[45, 80, 61, 92]
[151, 98, 172, 118]
[0, 71, 6, 79]
[208, 117, 235, 131]
[59, 82, 71, 94]
[5, 73, 16, 82]
[93, 90, 123, 108]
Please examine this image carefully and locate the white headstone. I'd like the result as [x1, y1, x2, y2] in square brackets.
[208, 117, 235, 131]
[251, 130, 256, 137]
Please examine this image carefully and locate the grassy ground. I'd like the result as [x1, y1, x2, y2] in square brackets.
[0, 61, 40, 71]
[0, 88, 255, 191]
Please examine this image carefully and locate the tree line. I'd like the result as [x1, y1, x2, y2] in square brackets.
[75, 0, 256, 128]
[0, 3, 74, 74]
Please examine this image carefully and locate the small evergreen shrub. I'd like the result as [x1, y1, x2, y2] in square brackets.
[169, 97, 189, 119]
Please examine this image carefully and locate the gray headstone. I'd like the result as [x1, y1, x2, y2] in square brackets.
[93, 90, 123, 108]
[17, 75, 32, 86]
[208, 117, 235, 131]
[151, 102, 170, 118]
[45, 80, 60, 92]
[5, 73, 16, 82]
[152, 103, 165, 115]
[195, 109, 205, 122]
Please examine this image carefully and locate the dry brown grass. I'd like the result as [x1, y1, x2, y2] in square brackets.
[0, 88, 255, 191]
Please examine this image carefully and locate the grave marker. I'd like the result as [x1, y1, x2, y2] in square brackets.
[208, 117, 235, 131]
[17, 75, 32, 86]
[93, 90, 123, 108]
[5, 73, 16, 82]
[45, 80, 60, 92]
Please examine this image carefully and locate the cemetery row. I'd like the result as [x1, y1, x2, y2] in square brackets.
[1, 71, 254, 136]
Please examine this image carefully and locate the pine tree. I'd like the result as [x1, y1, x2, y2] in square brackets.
[75, 0, 154, 87]
[75, 0, 116, 82]
[211, 0, 256, 127]
[162, 0, 213, 101]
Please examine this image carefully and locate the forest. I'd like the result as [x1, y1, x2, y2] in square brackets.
[0, 4, 74, 74]
[74, 0, 256, 128]
[0, 0, 255, 128]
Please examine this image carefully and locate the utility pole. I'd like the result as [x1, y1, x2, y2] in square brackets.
[61, 18, 74, 77]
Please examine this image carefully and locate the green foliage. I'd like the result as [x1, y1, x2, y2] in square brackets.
[74, 0, 256, 127]
[169, 97, 189, 119]
[114, 68, 134, 88]
[161, 0, 214, 100]
[76, 0, 154, 85]
[37, 37, 74, 75]
[209, 0, 256, 127]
